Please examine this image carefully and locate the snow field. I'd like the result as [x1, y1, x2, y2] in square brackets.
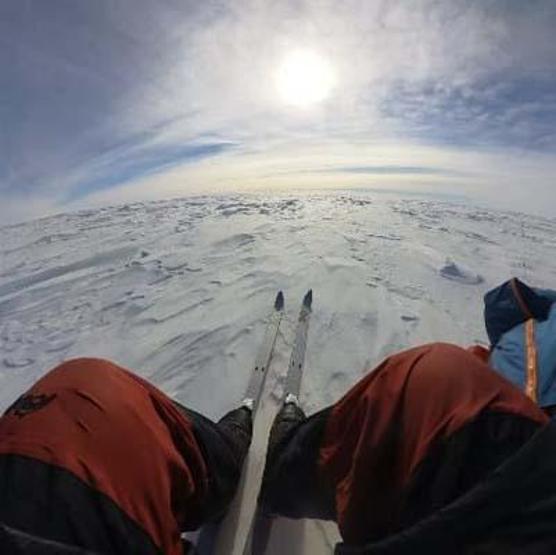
[2, 192, 556, 418]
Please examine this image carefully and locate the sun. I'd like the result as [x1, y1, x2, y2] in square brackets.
[275, 49, 335, 108]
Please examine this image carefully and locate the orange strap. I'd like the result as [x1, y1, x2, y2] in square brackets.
[524, 319, 538, 403]
[510, 277, 533, 319]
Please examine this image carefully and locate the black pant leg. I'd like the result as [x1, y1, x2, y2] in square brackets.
[173, 402, 253, 525]
[261, 406, 336, 520]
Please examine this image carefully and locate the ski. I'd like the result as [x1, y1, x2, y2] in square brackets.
[242, 289, 313, 555]
[194, 291, 284, 554]
[244, 291, 285, 413]
[283, 289, 312, 401]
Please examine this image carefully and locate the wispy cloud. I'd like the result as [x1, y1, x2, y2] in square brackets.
[316, 166, 466, 177]
[63, 141, 236, 202]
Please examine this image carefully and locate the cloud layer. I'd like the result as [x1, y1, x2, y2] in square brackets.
[2, 0, 556, 222]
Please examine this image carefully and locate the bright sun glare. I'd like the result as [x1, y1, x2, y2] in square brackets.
[276, 49, 335, 108]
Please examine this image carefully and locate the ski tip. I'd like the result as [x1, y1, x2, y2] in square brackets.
[275, 291, 285, 310]
[303, 289, 313, 309]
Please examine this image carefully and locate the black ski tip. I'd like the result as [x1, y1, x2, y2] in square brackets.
[275, 291, 285, 311]
[303, 289, 313, 309]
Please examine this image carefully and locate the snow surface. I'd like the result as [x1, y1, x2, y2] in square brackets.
[1, 191, 556, 552]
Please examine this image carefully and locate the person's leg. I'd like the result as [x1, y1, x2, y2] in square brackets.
[216, 405, 253, 465]
[317, 343, 548, 548]
[266, 396, 306, 466]
[260, 400, 336, 520]
[0, 358, 191, 554]
[398, 410, 544, 529]
[173, 401, 254, 524]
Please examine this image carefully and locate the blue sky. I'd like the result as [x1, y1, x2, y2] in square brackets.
[2, 0, 556, 223]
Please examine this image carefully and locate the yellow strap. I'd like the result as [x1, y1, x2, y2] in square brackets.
[525, 319, 538, 403]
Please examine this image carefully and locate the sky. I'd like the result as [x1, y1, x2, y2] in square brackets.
[2, 0, 556, 223]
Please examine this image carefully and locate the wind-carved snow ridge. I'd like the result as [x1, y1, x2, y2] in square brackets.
[439, 258, 484, 285]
